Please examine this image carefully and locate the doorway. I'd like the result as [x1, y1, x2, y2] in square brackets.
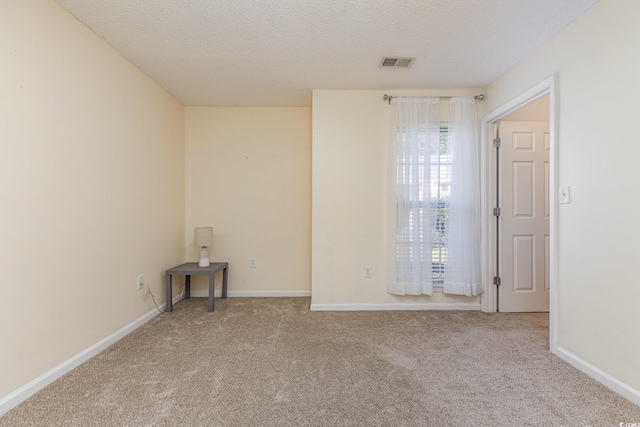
[497, 112, 549, 312]
[480, 75, 558, 351]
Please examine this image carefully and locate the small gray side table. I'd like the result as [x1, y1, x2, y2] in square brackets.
[165, 262, 228, 312]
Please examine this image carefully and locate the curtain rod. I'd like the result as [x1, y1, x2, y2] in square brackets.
[383, 93, 484, 105]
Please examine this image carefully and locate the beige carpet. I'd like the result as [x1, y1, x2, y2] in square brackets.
[2, 297, 639, 426]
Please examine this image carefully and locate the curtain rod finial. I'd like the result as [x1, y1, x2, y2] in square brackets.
[474, 94, 485, 100]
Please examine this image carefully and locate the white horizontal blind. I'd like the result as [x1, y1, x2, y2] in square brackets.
[395, 127, 450, 285]
[431, 127, 451, 286]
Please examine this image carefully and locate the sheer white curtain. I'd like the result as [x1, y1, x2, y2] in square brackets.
[387, 96, 483, 297]
[443, 97, 483, 296]
[387, 97, 440, 296]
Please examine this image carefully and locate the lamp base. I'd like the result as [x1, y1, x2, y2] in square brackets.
[199, 247, 210, 267]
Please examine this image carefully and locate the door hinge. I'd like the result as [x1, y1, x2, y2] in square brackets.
[493, 207, 501, 217]
[493, 276, 501, 287]
[493, 137, 501, 148]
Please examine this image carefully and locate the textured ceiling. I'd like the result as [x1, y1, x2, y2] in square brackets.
[55, 0, 599, 107]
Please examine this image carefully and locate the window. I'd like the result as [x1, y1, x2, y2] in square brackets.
[395, 126, 450, 286]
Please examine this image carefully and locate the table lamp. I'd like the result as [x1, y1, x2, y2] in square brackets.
[195, 227, 213, 267]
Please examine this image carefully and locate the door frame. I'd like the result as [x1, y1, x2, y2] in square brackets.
[480, 75, 558, 353]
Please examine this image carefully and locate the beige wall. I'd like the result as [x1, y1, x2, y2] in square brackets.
[0, 0, 185, 399]
[485, 0, 640, 392]
[501, 95, 549, 122]
[312, 89, 483, 308]
[184, 107, 311, 294]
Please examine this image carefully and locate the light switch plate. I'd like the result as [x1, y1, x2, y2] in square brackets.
[559, 186, 571, 204]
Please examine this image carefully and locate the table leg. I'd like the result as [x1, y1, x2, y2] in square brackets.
[222, 267, 228, 299]
[185, 275, 191, 299]
[208, 273, 215, 312]
[165, 272, 172, 312]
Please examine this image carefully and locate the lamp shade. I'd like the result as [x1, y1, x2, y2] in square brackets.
[195, 227, 213, 247]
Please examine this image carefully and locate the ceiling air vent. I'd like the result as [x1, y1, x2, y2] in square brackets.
[379, 57, 416, 68]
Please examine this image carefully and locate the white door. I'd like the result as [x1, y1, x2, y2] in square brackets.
[498, 121, 550, 312]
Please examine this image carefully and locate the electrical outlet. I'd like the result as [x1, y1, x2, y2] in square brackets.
[136, 274, 144, 290]
[250, 257, 257, 268]
[364, 266, 372, 278]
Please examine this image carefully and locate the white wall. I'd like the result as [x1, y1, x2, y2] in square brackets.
[312, 89, 483, 309]
[485, 0, 640, 394]
[0, 0, 185, 400]
[185, 107, 311, 295]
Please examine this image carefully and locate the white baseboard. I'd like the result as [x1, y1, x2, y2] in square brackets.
[188, 290, 311, 298]
[310, 302, 481, 311]
[0, 303, 165, 417]
[555, 346, 640, 407]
